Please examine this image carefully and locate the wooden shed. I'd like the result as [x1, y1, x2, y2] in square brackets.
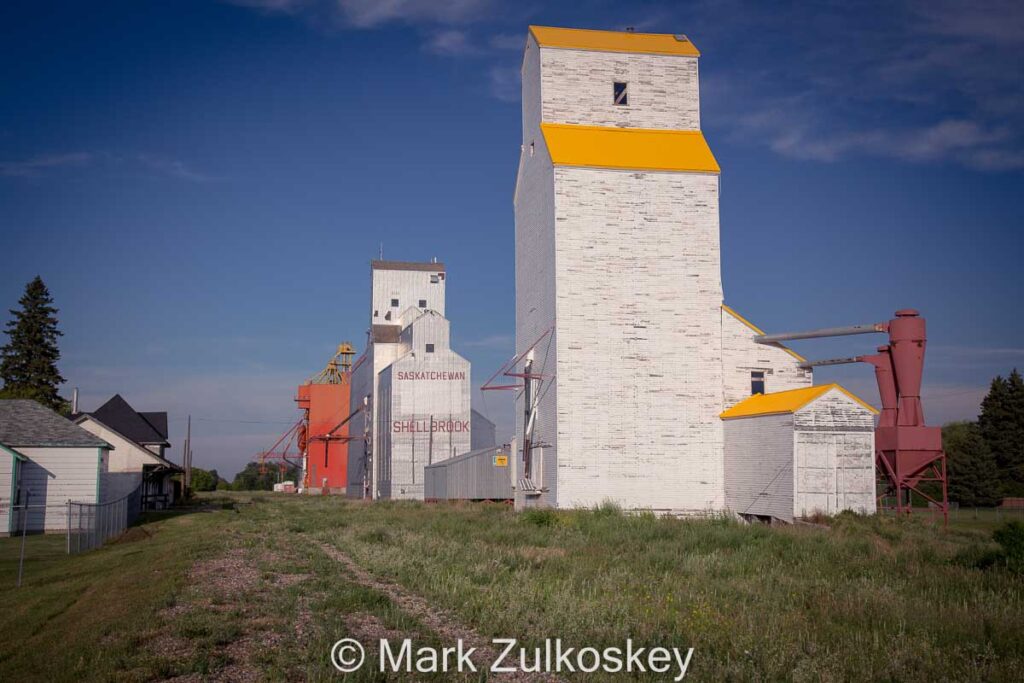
[0, 399, 110, 533]
[722, 384, 878, 524]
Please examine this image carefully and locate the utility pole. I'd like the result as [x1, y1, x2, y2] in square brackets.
[428, 414, 434, 466]
[184, 414, 192, 498]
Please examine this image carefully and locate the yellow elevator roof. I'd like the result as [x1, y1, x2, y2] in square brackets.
[541, 123, 720, 173]
[720, 384, 879, 420]
[529, 26, 700, 57]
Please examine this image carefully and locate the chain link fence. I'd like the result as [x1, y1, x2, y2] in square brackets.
[3, 485, 144, 588]
[67, 484, 142, 554]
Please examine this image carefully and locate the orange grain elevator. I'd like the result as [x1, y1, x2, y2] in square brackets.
[296, 343, 355, 492]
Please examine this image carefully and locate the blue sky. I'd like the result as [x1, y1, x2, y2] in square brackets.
[1, 0, 1021, 477]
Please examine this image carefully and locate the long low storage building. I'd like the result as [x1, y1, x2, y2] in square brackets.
[425, 446, 513, 502]
[722, 384, 878, 523]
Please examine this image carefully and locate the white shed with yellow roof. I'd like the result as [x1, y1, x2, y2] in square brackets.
[722, 384, 878, 523]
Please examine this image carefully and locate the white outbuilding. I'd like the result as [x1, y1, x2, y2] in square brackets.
[722, 384, 878, 523]
[0, 399, 111, 533]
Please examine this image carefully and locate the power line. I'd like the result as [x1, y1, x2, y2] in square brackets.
[167, 416, 298, 425]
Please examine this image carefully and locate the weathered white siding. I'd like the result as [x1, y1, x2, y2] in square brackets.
[346, 354, 373, 497]
[377, 338, 472, 500]
[721, 307, 812, 410]
[347, 341, 405, 498]
[371, 267, 445, 324]
[16, 446, 104, 532]
[515, 35, 560, 507]
[793, 390, 876, 517]
[539, 46, 700, 130]
[552, 166, 724, 512]
[723, 414, 795, 521]
[77, 417, 162, 500]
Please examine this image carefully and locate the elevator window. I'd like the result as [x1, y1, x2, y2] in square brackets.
[613, 81, 629, 106]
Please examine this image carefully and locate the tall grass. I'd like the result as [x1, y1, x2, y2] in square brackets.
[293, 498, 1023, 681]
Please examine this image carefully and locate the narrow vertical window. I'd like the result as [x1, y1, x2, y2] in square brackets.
[613, 81, 628, 106]
[751, 371, 766, 395]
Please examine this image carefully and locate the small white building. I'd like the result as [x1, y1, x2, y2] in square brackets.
[722, 384, 878, 523]
[73, 394, 180, 509]
[0, 399, 111, 534]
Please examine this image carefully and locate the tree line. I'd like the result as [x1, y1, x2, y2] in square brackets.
[945, 369, 1024, 506]
[189, 463, 301, 492]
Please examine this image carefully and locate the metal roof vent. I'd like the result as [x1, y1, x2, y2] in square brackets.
[674, 34, 689, 42]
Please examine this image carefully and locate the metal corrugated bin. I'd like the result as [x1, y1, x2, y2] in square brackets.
[424, 447, 513, 502]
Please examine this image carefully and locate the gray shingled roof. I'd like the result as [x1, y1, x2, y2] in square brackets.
[0, 399, 109, 448]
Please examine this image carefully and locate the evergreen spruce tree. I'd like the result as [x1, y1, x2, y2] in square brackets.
[944, 421, 1002, 507]
[979, 370, 1024, 496]
[0, 276, 67, 412]
[1004, 369, 1024, 487]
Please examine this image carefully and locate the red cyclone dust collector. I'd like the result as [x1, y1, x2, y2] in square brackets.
[755, 310, 948, 524]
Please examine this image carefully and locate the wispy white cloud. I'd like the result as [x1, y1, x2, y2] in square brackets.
[0, 152, 92, 177]
[222, 0, 307, 13]
[0, 150, 218, 182]
[424, 29, 479, 56]
[488, 33, 524, 50]
[336, 0, 494, 29]
[916, 0, 1024, 46]
[729, 113, 1024, 171]
[702, 0, 1024, 172]
[488, 65, 520, 103]
[135, 153, 219, 183]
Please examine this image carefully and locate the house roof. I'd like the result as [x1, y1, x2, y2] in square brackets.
[83, 394, 170, 446]
[540, 123, 719, 173]
[74, 413, 182, 471]
[139, 412, 169, 440]
[0, 399, 109, 448]
[529, 25, 700, 57]
[720, 384, 879, 420]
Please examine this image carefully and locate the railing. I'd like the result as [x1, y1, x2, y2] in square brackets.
[67, 484, 142, 555]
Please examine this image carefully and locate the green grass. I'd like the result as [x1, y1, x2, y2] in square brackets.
[1, 494, 1022, 681]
